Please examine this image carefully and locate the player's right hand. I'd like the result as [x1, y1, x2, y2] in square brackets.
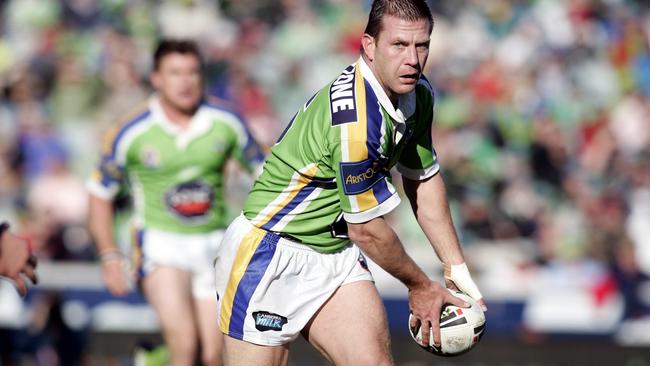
[407, 280, 469, 349]
[101, 258, 129, 296]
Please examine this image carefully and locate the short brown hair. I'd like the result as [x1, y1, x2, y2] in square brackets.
[364, 0, 433, 39]
[153, 39, 202, 71]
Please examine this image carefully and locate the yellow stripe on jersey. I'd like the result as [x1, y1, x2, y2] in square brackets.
[101, 101, 150, 155]
[219, 227, 266, 332]
[251, 164, 320, 227]
[344, 66, 379, 211]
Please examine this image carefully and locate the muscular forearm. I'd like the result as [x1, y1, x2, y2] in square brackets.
[348, 217, 428, 289]
[88, 195, 119, 254]
[403, 174, 464, 265]
[403, 174, 485, 305]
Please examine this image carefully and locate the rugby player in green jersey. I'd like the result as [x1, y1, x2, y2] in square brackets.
[87, 40, 262, 366]
[215, 1, 487, 364]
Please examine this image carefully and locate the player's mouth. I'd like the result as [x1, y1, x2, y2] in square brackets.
[400, 73, 420, 83]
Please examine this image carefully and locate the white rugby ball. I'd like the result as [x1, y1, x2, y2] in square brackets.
[408, 290, 486, 356]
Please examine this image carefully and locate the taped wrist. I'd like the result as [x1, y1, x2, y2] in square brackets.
[444, 262, 483, 301]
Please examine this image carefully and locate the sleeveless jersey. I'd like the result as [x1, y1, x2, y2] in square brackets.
[88, 96, 263, 233]
[243, 58, 440, 252]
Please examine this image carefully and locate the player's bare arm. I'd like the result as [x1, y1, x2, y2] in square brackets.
[402, 173, 486, 310]
[88, 194, 129, 296]
[347, 217, 468, 348]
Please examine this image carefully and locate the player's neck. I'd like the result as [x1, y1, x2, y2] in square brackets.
[159, 98, 196, 128]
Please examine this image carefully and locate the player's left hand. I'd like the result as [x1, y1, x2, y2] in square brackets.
[444, 262, 487, 312]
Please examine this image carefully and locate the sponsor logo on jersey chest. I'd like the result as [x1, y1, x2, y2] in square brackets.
[164, 181, 214, 220]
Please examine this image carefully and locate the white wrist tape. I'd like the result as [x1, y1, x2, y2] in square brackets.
[445, 263, 483, 301]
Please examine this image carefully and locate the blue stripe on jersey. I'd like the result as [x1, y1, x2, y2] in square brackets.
[364, 79, 383, 162]
[110, 110, 151, 160]
[260, 181, 320, 231]
[99, 157, 122, 187]
[136, 229, 145, 279]
[276, 111, 298, 144]
[372, 179, 392, 203]
[277, 91, 319, 144]
[363, 79, 393, 203]
[228, 232, 279, 338]
[419, 74, 433, 91]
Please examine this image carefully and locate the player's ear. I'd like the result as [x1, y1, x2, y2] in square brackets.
[361, 34, 376, 61]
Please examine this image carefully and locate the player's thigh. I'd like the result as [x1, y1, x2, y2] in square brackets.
[142, 266, 196, 336]
[223, 336, 289, 366]
[304, 280, 393, 366]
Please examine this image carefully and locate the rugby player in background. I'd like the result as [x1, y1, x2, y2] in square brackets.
[88, 39, 263, 366]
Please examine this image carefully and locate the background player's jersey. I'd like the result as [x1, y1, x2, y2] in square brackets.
[243, 57, 440, 252]
[88, 95, 263, 233]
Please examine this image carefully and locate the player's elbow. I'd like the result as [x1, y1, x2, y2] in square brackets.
[348, 222, 373, 245]
[347, 217, 388, 245]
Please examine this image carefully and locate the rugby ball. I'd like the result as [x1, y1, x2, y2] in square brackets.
[408, 290, 486, 356]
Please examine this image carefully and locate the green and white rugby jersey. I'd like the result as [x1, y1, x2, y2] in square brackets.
[88, 95, 263, 234]
[244, 57, 440, 252]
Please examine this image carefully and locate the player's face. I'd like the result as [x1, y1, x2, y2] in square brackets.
[363, 15, 430, 103]
[151, 53, 202, 114]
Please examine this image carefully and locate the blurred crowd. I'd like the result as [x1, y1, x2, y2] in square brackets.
[1, 0, 650, 362]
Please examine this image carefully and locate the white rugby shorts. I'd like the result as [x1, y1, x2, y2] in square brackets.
[134, 228, 224, 299]
[215, 214, 373, 346]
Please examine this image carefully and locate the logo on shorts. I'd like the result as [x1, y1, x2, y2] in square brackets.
[253, 311, 288, 332]
[358, 254, 369, 271]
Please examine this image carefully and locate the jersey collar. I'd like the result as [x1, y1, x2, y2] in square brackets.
[357, 57, 416, 124]
[149, 95, 213, 150]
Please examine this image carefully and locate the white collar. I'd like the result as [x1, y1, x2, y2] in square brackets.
[149, 95, 181, 134]
[357, 56, 416, 124]
[149, 95, 212, 150]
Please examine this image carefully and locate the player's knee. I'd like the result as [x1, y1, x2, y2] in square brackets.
[168, 333, 197, 358]
[333, 341, 391, 366]
[200, 346, 221, 366]
[348, 352, 392, 366]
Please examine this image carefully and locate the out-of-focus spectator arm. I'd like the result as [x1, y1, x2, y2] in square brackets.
[0, 221, 38, 296]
